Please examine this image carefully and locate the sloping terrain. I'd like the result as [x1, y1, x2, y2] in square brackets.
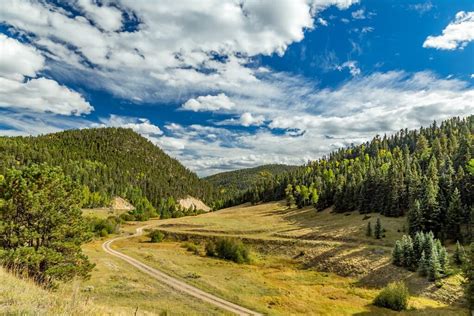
[205, 164, 298, 201]
[0, 268, 113, 315]
[0, 128, 217, 207]
[107, 201, 467, 315]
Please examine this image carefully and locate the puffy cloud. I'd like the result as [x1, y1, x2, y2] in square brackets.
[0, 77, 93, 115]
[0, 34, 44, 80]
[423, 11, 474, 50]
[217, 112, 265, 127]
[162, 71, 474, 175]
[0, 0, 359, 102]
[239, 112, 265, 127]
[95, 115, 163, 136]
[182, 93, 235, 112]
[0, 34, 92, 115]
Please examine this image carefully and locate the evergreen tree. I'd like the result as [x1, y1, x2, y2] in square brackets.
[462, 243, 474, 309]
[408, 199, 423, 236]
[285, 184, 295, 208]
[366, 221, 372, 237]
[446, 188, 463, 241]
[375, 218, 383, 239]
[453, 241, 466, 265]
[427, 247, 441, 281]
[438, 246, 449, 275]
[401, 235, 414, 269]
[412, 231, 425, 266]
[0, 164, 94, 285]
[418, 251, 429, 277]
[392, 240, 403, 266]
[311, 187, 319, 209]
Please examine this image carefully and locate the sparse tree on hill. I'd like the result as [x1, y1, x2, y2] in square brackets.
[375, 218, 383, 239]
[418, 251, 429, 277]
[401, 235, 414, 269]
[285, 184, 295, 208]
[407, 199, 423, 236]
[438, 246, 449, 274]
[366, 221, 372, 237]
[446, 188, 463, 242]
[412, 232, 425, 266]
[453, 241, 466, 265]
[392, 240, 403, 266]
[311, 187, 319, 209]
[427, 248, 441, 281]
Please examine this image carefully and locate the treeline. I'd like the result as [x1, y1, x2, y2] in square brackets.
[205, 164, 297, 209]
[0, 128, 218, 216]
[233, 116, 473, 242]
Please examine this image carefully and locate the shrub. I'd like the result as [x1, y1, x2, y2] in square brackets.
[205, 240, 217, 257]
[373, 281, 409, 311]
[182, 242, 200, 254]
[86, 216, 121, 237]
[148, 230, 164, 243]
[205, 238, 250, 264]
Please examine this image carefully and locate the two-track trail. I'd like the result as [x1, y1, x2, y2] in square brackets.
[102, 225, 262, 316]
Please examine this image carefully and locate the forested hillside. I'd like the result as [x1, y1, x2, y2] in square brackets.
[205, 164, 297, 208]
[236, 116, 473, 242]
[0, 128, 217, 218]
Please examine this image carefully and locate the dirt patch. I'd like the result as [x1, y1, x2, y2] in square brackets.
[111, 196, 134, 210]
[178, 196, 211, 212]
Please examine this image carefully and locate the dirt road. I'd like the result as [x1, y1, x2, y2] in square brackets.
[102, 226, 262, 316]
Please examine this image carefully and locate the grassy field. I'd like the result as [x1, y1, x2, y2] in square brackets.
[76, 238, 228, 315]
[0, 267, 119, 315]
[106, 201, 467, 315]
[5, 201, 466, 315]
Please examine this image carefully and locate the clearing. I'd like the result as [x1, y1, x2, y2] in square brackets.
[102, 201, 467, 315]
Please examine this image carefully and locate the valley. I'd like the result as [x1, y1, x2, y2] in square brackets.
[78, 201, 467, 315]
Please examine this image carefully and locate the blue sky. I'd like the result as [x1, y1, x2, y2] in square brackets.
[0, 0, 473, 176]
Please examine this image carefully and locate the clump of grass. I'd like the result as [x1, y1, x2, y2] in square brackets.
[373, 281, 409, 311]
[182, 242, 200, 255]
[205, 238, 250, 264]
[148, 230, 164, 243]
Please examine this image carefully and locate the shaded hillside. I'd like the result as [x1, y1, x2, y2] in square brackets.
[0, 128, 217, 210]
[205, 164, 298, 208]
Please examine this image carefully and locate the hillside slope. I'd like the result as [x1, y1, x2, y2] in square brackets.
[205, 164, 298, 207]
[0, 268, 113, 315]
[0, 128, 216, 209]
[240, 116, 473, 242]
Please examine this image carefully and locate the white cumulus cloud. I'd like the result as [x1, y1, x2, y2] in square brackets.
[0, 34, 92, 115]
[423, 11, 474, 50]
[182, 93, 235, 112]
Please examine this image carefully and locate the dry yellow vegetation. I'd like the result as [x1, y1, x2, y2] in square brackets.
[3, 201, 467, 315]
[105, 201, 467, 315]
